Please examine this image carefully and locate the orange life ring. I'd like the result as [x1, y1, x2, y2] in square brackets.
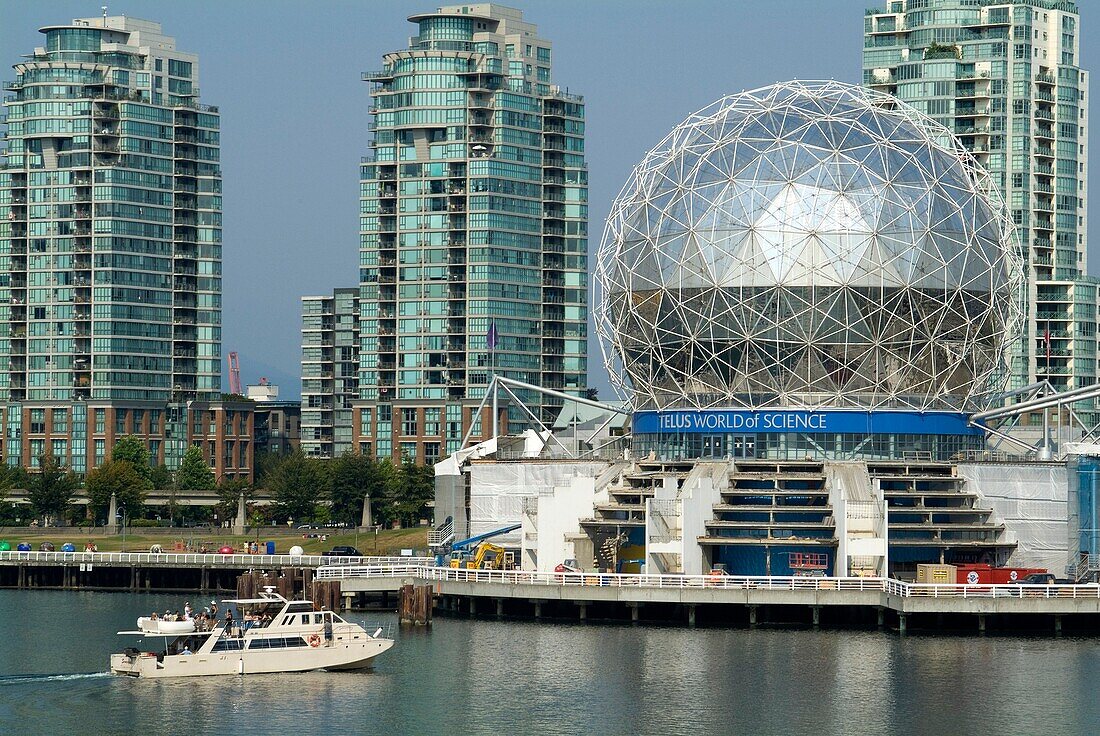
[307, 634, 321, 647]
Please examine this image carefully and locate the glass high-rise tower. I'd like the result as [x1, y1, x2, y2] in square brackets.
[355, 4, 588, 463]
[0, 16, 248, 479]
[863, 1, 1093, 415]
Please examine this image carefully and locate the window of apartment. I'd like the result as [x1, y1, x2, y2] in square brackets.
[424, 442, 441, 465]
[29, 409, 45, 434]
[400, 441, 417, 461]
[51, 408, 68, 434]
[94, 439, 105, 466]
[29, 440, 44, 466]
[115, 409, 127, 434]
[424, 407, 441, 436]
[149, 409, 161, 430]
[94, 409, 105, 434]
[132, 409, 144, 433]
[51, 439, 67, 459]
[401, 408, 418, 436]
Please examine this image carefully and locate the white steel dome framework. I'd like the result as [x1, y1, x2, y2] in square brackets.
[594, 80, 1022, 412]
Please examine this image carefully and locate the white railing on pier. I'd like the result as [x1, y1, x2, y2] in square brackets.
[328, 565, 1100, 600]
[0, 551, 433, 568]
[420, 567, 884, 591]
[315, 564, 426, 580]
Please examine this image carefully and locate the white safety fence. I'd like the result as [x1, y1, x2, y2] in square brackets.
[326, 564, 1100, 599]
[0, 551, 433, 568]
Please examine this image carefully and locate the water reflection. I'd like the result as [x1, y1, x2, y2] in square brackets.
[1, 591, 1099, 735]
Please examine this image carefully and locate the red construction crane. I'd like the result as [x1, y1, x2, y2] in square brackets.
[227, 351, 242, 395]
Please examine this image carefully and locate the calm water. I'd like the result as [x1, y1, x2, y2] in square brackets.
[1, 589, 1099, 735]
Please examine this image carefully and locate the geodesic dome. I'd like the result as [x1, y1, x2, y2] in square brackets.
[594, 80, 1022, 412]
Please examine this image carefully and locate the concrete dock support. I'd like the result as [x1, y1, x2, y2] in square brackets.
[200, 567, 209, 591]
[533, 601, 543, 619]
[978, 614, 987, 635]
[1055, 615, 1063, 636]
[877, 607, 885, 630]
[898, 613, 907, 634]
[748, 605, 758, 628]
[630, 604, 640, 625]
[812, 606, 821, 629]
[468, 597, 476, 616]
[495, 599, 504, 618]
[687, 604, 696, 628]
[578, 603, 587, 622]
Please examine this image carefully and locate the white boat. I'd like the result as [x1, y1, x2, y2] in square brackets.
[110, 589, 394, 678]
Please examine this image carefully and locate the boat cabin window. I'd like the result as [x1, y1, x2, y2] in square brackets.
[286, 602, 313, 613]
[248, 637, 308, 649]
[211, 639, 244, 652]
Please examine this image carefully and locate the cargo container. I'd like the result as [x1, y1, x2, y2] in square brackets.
[916, 563, 957, 583]
[955, 564, 1048, 585]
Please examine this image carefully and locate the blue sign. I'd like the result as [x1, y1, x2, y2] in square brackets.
[632, 409, 983, 437]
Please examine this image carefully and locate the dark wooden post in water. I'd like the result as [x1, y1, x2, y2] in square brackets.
[398, 584, 433, 625]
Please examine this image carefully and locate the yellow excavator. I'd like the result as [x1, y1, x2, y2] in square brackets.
[449, 541, 516, 570]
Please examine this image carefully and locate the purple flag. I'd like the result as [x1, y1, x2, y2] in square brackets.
[486, 319, 497, 351]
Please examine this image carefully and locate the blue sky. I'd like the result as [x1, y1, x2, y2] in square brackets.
[4, 1, 1097, 399]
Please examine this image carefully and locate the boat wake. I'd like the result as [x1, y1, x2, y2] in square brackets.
[0, 671, 110, 685]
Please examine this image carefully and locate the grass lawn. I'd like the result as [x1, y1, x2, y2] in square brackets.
[0, 527, 429, 556]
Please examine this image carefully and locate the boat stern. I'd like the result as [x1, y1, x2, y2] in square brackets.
[110, 650, 159, 677]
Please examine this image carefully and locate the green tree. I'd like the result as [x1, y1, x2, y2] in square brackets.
[111, 435, 153, 488]
[329, 452, 399, 526]
[390, 456, 435, 526]
[254, 450, 289, 489]
[149, 464, 172, 490]
[177, 445, 216, 491]
[27, 454, 79, 524]
[217, 476, 253, 522]
[270, 450, 327, 523]
[0, 464, 27, 525]
[85, 460, 147, 522]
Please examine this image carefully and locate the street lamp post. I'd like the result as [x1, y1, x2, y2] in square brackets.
[117, 507, 126, 551]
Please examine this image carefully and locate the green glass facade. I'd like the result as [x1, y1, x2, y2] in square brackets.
[0, 17, 225, 472]
[354, 5, 588, 462]
[863, 1, 1094, 417]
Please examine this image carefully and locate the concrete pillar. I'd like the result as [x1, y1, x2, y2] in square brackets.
[578, 603, 587, 622]
[748, 605, 758, 628]
[17, 565, 24, 588]
[145, 569, 151, 590]
[361, 495, 372, 529]
[687, 604, 696, 628]
[129, 566, 136, 591]
[232, 494, 246, 536]
[812, 606, 821, 629]
[107, 493, 118, 535]
[495, 598, 504, 618]
[631, 604, 640, 624]
[978, 614, 987, 635]
[200, 567, 209, 591]
[468, 597, 476, 616]
[533, 601, 543, 619]
[898, 613, 907, 635]
[1055, 615, 1063, 636]
[877, 607, 885, 630]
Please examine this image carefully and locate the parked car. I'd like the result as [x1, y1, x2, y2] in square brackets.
[322, 546, 363, 557]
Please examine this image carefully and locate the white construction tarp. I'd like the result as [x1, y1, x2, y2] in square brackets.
[958, 462, 1069, 573]
[468, 461, 609, 546]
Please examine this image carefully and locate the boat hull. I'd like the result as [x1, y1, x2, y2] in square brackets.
[110, 638, 394, 678]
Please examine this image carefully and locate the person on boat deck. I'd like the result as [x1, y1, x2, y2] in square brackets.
[180, 645, 192, 655]
[184, 602, 193, 620]
[150, 611, 159, 620]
